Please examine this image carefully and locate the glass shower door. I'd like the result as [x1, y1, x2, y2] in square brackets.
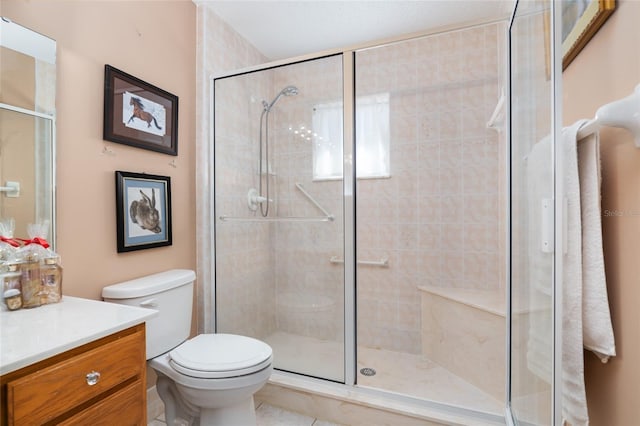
[509, 0, 559, 423]
[213, 54, 346, 382]
[354, 23, 508, 415]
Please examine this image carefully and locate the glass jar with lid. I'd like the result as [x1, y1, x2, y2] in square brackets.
[1, 263, 22, 310]
[4, 288, 22, 310]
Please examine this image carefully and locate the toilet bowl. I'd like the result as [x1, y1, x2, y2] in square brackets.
[102, 269, 272, 426]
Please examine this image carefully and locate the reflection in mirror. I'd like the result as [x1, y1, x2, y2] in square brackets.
[0, 17, 56, 248]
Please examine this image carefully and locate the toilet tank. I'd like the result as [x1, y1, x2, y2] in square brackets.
[102, 269, 196, 359]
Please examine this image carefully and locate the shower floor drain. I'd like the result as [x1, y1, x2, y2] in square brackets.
[360, 367, 377, 377]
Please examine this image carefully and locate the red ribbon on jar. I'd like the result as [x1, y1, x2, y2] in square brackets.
[0, 236, 20, 247]
[18, 237, 50, 249]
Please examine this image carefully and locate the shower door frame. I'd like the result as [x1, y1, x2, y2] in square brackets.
[342, 51, 357, 386]
[209, 52, 356, 386]
[505, 0, 564, 424]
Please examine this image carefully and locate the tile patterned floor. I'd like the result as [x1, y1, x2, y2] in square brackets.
[148, 402, 342, 426]
[264, 331, 503, 415]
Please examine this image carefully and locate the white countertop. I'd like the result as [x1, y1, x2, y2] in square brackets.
[0, 296, 157, 375]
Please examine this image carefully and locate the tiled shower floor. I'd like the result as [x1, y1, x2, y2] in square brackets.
[263, 331, 503, 416]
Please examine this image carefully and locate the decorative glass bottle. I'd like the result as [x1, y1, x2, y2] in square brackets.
[20, 256, 41, 309]
[40, 256, 62, 304]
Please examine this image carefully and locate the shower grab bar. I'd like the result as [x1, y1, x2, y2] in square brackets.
[218, 215, 332, 223]
[219, 183, 335, 223]
[486, 90, 505, 130]
[329, 256, 389, 267]
[295, 182, 334, 220]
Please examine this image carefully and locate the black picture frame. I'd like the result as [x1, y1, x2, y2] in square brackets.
[115, 171, 172, 252]
[104, 65, 178, 155]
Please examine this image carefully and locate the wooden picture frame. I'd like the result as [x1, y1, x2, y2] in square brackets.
[562, 0, 616, 70]
[104, 65, 178, 155]
[115, 171, 172, 252]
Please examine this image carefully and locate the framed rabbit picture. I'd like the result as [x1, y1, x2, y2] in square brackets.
[115, 171, 172, 252]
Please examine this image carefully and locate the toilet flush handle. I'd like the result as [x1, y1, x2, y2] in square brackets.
[139, 298, 158, 308]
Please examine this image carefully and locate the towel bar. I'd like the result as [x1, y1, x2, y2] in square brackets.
[576, 83, 640, 148]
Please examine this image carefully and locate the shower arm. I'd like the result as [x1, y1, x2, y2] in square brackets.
[295, 182, 334, 221]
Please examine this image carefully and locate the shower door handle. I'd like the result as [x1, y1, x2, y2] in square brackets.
[329, 256, 389, 267]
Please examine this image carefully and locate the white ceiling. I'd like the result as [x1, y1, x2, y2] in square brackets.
[202, 1, 514, 60]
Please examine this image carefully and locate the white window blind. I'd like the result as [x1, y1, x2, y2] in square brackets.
[312, 93, 390, 180]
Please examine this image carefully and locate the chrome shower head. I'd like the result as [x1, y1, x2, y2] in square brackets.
[264, 85, 299, 111]
[281, 86, 299, 96]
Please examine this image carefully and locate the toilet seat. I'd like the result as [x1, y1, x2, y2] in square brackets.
[169, 334, 273, 379]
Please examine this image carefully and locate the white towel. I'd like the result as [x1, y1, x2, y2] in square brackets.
[577, 129, 616, 362]
[562, 120, 616, 426]
[562, 120, 589, 426]
[524, 121, 616, 426]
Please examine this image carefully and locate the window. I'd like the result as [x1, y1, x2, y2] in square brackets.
[312, 93, 390, 180]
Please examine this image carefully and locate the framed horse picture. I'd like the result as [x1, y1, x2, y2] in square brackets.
[104, 65, 178, 155]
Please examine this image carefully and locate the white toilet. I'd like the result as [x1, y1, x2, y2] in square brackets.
[102, 269, 273, 426]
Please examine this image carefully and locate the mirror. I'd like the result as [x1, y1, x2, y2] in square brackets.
[0, 17, 56, 248]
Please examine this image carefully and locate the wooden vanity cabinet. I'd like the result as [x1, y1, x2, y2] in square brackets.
[0, 323, 146, 426]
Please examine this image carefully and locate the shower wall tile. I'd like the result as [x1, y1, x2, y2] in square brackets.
[397, 197, 419, 223]
[356, 22, 506, 354]
[440, 195, 463, 223]
[440, 166, 463, 193]
[439, 111, 462, 139]
[464, 223, 488, 252]
[419, 195, 441, 223]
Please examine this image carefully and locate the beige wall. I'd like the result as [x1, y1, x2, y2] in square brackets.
[3, 1, 197, 300]
[562, 1, 640, 424]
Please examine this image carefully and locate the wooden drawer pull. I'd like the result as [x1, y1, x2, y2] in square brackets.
[85, 371, 101, 386]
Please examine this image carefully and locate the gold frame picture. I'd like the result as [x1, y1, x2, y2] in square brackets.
[562, 0, 616, 70]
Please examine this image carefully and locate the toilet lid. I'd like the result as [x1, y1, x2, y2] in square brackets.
[169, 334, 272, 379]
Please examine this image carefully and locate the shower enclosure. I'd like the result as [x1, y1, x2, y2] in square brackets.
[209, 1, 560, 423]
[214, 24, 506, 414]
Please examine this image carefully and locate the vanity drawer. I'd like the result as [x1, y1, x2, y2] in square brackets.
[58, 379, 145, 426]
[6, 328, 145, 425]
